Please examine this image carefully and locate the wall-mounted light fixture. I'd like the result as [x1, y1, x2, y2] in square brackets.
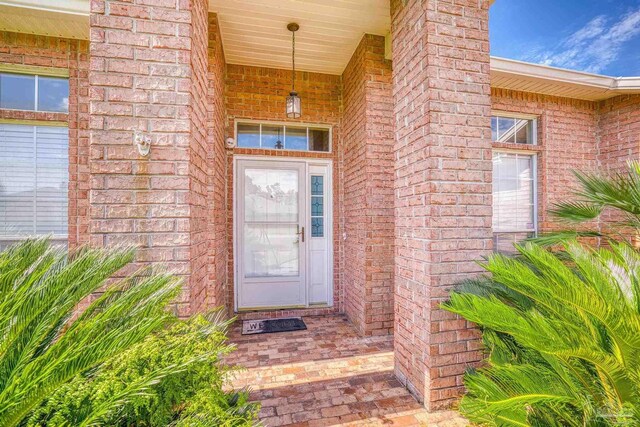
[286, 23, 301, 119]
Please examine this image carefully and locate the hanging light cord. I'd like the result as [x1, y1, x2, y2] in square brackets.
[291, 29, 296, 92]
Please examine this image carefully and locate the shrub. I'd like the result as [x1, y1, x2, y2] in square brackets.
[0, 239, 259, 426]
[0, 239, 180, 427]
[27, 312, 259, 426]
[444, 241, 640, 426]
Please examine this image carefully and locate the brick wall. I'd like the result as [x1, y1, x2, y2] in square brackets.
[204, 14, 228, 311]
[390, 0, 492, 410]
[342, 34, 395, 336]
[598, 94, 640, 172]
[88, 0, 209, 316]
[0, 31, 89, 248]
[492, 88, 599, 232]
[224, 64, 343, 316]
[597, 94, 640, 241]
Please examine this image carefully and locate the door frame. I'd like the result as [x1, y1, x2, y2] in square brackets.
[233, 155, 334, 312]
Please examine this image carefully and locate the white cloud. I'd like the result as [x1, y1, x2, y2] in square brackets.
[528, 8, 640, 74]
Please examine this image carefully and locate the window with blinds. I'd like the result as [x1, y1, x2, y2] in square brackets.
[0, 124, 68, 247]
[492, 151, 537, 254]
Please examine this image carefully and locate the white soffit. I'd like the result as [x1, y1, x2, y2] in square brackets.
[209, 0, 391, 75]
[491, 57, 640, 101]
[0, 1, 89, 40]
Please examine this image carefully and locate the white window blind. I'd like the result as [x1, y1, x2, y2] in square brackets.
[493, 151, 536, 253]
[0, 124, 68, 243]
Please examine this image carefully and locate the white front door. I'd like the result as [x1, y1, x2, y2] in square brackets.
[235, 158, 332, 310]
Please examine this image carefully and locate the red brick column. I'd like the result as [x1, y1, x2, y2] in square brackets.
[390, 0, 492, 409]
[88, 0, 210, 316]
[203, 13, 228, 311]
[342, 34, 395, 336]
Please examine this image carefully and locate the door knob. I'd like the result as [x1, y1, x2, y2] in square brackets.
[297, 226, 305, 243]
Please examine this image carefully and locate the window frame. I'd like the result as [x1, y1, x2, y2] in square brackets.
[234, 119, 333, 153]
[0, 64, 70, 113]
[0, 63, 70, 247]
[491, 111, 538, 146]
[492, 149, 539, 237]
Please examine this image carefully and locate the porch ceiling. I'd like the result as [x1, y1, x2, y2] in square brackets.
[209, 0, 391, 75]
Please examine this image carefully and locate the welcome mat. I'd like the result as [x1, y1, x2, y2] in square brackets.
[241, 317, 307, 335]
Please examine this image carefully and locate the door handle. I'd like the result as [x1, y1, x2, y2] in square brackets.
[297, 225, 305, 243]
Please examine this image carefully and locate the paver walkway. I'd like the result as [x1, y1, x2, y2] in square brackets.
[226, 315, 468, 427]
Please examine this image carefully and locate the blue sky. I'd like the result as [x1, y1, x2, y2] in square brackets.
[490, 0, 640, 76]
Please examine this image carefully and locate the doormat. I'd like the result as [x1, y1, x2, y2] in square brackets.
[241, 317, 307, 335]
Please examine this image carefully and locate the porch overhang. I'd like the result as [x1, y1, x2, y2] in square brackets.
[2, 0, 639, 102]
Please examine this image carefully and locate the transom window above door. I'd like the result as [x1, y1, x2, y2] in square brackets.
[236, 121, 331, 152]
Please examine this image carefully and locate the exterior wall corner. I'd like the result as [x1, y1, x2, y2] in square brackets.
[390, 0, 492, 410]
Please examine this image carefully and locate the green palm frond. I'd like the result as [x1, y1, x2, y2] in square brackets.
[528, 230, 603, 248]
[572, 164, 640, 216]
[461, 364, 583, 427]
[544, 161, 640, 244]
[443, 240, 640, 425]
[550, 201, 603, 223]
[0, 239, 182, 427]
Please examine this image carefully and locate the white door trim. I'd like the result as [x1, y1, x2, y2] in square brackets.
[233, 155, 333, 312]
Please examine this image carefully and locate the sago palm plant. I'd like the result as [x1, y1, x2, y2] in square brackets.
[444, 241, 640, 426]
[0, 238, 181, 427]
[442, 162, 640, 425]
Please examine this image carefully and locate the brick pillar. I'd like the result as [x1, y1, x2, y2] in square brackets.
[342, 34, 395, 336]
[391, 0, 492, 410]
[89, 0, 210, 316]
[204, 13, 228, 311]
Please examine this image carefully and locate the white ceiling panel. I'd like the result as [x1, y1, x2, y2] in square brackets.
[209, 0, 391, 75]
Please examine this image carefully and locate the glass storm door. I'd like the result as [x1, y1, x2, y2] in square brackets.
[236, 160, 306, 309]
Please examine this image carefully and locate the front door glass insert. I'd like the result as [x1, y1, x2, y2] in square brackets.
[243, 169, 300, 277]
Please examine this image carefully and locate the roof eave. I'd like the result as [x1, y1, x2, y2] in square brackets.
[491, 57, 640, 101]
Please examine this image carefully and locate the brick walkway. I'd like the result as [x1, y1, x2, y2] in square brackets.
[226, 315, 467, 427]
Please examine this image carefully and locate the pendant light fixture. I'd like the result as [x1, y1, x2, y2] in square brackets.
[286, 23, 301, 119]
